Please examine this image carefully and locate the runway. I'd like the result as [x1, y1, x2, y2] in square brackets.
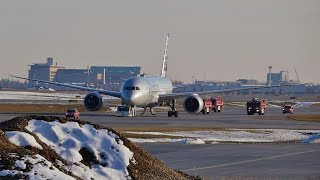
[84, 106, 320, 130]
[1, 107, 319, 129]
[140, 143, 320, 179]
[0, 106, 319, 178]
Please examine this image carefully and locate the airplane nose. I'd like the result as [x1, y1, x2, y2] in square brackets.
[122, 93, 141, 105]
[129, 94, 140, 105]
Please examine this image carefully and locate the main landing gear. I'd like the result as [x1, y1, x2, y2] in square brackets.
[141, 107, 155, 115]
[168, 99, 178, 117]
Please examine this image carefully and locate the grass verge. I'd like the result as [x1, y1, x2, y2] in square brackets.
[115, 126, 231, 133]
[0, 104, 110, 113]
[287, 115, 320, 122]
[121, 133, 187, 139]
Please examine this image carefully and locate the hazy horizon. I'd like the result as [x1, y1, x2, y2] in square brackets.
[1, 0, 320, 84]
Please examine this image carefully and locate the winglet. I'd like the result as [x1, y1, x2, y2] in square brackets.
[160, 33, 169, 77]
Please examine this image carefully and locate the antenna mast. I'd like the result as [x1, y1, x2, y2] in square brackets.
[294, 67, 300, 83]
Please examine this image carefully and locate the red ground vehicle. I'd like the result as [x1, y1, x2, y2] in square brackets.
[246, 98, 266, 115]
[211, 97, 224, 112]
[201, 99, 213, 114]
[65, 108, 80, 119]
[283, 104, 294, 114]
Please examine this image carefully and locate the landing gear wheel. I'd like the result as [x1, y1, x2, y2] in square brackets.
[168, 111, 178, 117]
[167, 99, 178, 117]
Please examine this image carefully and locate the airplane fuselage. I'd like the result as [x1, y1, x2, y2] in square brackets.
[120, 76, 172, 107]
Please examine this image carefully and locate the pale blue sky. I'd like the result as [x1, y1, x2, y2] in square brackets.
[1, 0, 320, 83]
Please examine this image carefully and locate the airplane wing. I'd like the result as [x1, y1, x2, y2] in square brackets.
[10, 75, 122, 98]
[159, 84, 291, 101]
[173, 82, 205, 89]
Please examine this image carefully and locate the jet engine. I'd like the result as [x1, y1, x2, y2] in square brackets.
[183, 94, 204, 114]
[84, 92, 103, 111]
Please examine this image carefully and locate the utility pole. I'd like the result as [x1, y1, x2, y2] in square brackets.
[268, 66, 272, 86]
[103, 68, 106, 85]
[294, 67, 300, 84]
[87, 66, 90, 86]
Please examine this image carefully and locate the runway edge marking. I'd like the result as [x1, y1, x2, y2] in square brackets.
[182, 149, 319, 172]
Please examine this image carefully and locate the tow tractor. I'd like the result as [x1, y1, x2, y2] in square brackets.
[246, 98, 267, 115]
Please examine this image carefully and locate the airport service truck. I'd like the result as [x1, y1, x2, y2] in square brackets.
[116, 105, 133, 117]
[211, 97, 224, 112]
[246, 98, 267, 115]
[201, 99, 213, 114]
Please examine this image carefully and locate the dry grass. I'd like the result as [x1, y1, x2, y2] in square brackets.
[287, 115, 320, 122]
[121, 133, 186, 139]
[0, 104, 111, 113]
[311, 103, 320, 107]
[115, 126, 230, 133]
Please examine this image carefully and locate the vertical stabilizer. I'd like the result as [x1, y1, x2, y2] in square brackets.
[160, 34, 169, 77]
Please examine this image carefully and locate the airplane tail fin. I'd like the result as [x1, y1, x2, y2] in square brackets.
[160, 33, 169, 77]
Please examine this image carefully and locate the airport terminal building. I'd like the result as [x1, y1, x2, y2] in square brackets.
[26, 58, 318, 94]
[28, 58, 65, 82]
[28, 58, 141, 90]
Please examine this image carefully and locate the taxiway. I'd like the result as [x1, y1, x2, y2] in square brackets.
[0, 106, 319, 178]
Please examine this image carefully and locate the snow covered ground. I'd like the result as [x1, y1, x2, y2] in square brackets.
[5, 131, 43, 149]
[126, 129, 320, 144]
[2, 154, 76, 179]
[0, 90, 118, 102]
[0, 91, 82, 100]
[3, 119, 134, 180]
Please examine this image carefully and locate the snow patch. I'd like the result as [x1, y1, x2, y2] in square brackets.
[5, 131, 43, 149]
[177, 138, 206, 144]
[303, 133, 320, 143]
[23, 154, 75, 180]
[127, 129, 320, 143]
[0, 91, 82, 100]
[14, 160, 26, 170]
[26, 119, 133, 180]
[295, 102, 318, 107]
[128, 138, 185, 143]
[0, 170, 22, 177]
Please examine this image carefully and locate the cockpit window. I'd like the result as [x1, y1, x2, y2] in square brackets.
[124, 86, 140, 91]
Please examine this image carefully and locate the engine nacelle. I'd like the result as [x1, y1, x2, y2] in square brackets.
[183, 94, 204, 114]
[84, 92, 103, 111]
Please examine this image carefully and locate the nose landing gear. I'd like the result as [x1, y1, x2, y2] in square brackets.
[130, 106, 136, 117]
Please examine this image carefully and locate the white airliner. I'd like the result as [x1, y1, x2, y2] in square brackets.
[11, 34, 289, 117]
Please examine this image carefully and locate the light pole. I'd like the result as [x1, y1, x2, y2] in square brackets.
[268, 66, 272, 86]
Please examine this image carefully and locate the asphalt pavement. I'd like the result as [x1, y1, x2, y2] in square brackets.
[0, 106, 319, 179]
[140, 143, 320, 179]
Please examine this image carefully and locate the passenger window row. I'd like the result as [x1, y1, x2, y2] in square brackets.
[124, 86, 140, 90]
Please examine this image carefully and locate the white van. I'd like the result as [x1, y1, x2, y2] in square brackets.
[116, 105, 132, 117]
